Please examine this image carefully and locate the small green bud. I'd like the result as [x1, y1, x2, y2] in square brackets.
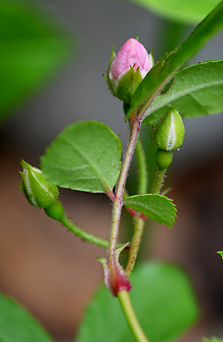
[20, 160, 59, 208]
[156, 149, 173, 170]
[154, 106, 185, 151]
[44, 200, 65, 221]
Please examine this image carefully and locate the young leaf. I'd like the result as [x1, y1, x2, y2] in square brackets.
[41, 121, 122, 194]
[123, 194, 176, 228]
[77, 262, 199, 342]
[0, 292, 52, 342]
[143, 60, 223, 125]
[126, 1, 223, 120]
[124, 0, 220, 24]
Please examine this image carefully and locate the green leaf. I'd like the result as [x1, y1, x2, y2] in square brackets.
[77, 262, 199, 342]
[123, 194, 176, 228]
[143, 60, 223, 125]
[0, 0, 72, 123]
[0, 292, 52, 342]
[126, 1, 223, 120]
[124, 0, 220, 24]
[41, 121, 122, 194]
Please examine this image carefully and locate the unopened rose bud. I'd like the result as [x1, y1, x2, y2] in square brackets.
[107, 38, 153, 103]
[154, 107, 185, 151]
[19, 160, 59, 208]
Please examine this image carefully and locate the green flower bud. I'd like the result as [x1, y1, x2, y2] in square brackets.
[154, 106, 185, 151]
[44, 200, 65, 221]
[156, 149, 173, 170]
[20, 160, 59, 208]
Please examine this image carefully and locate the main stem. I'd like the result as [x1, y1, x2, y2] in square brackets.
[108, 116, 141, 268]
[118, 290, 148, 342]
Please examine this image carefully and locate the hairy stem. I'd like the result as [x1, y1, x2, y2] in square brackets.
[151, 167, 166, 194]
[135, 136, 148, 195]
[125, 136, 148, 276]
[59, 216, 122, 249]
[125, 216, 145, 277]
[108, 116, 141, 268]
[118, 290, 149, 342]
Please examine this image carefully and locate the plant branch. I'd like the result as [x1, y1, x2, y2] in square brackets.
[108, 116, 142, 268]
[59, 216, 122, 249]
[125, 216, 145, 277]
[125, 135, 148, 276]
[117, 290, 148, 342]
[135, 136, 148, 195]
[151, 167, 166, 194]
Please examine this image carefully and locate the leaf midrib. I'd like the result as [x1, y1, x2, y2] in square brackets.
[61, 137, 110, 192]
[146, 65, 223, 115]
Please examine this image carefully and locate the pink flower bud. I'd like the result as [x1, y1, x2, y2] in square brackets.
[107, 38, 153, 103]
[109, 38, 153, 80]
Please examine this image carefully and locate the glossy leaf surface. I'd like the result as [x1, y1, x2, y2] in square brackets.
[124, 194, 176, 228]
[77, 262, 199, 342]
[0, 0, 72, 122]
[41, 121, 122, 193]
[143, 60, 223, 125]
[0, 293, 52, 341]
[124, 0, 220, 24]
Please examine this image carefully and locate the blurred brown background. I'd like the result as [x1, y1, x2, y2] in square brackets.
[1, 0, 223, 341]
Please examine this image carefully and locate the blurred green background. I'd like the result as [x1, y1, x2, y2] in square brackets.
[1, 0, 223, 341]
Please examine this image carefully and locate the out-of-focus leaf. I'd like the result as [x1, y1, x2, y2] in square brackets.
[124, 0, 220, 24]
[142, 60, 223, 125]
[203, 337, 223, 342]
[0, 292, 52, 341]
[217, 251, 223, 259]
[0, 0, 73, 122]
[77, 262, 199, 342]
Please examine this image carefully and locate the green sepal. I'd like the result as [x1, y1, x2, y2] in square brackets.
[20, 160, 59, 208]
[123, 102, 131, 117]
[153, 106, 185, 151]
[110, 66, 143, 104]
[107, 45, 116, 80]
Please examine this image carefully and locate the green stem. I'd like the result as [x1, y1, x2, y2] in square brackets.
[151, 167, 166, 194]
[125, 216, 145, 277]
[108, 116, 141, 272]
[125, 136, 147, 276]
[118, 290, 148, 342]
[59, 215, 122, 249]
[135, 136, 148, 195]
